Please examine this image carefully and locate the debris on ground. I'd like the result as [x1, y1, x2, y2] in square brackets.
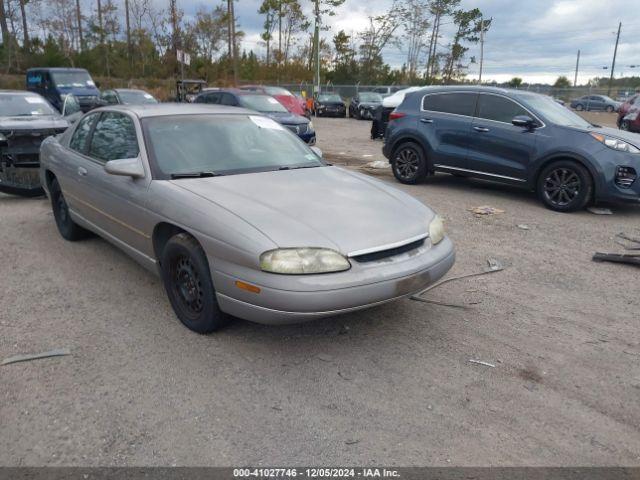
[469, 359, 496, 368]
[410, 296, 469, 309]
[338, 371, 353, 381]
[361, 160, 390, 169]
[469, 205, 505, 215]
[345, 439, 360, 445]
[2, 348, 71, 366]
[517, 224, 530, 230]
[592, 252, 640, 267]
[615, 232, 640, 250]
[316, 353, 333, 363]
[587, 207, 613, 215]
[413, 258, 505, 298]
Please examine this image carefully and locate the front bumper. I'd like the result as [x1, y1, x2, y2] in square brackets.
[212, 237, 455, 324]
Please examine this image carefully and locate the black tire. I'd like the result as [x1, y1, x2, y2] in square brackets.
[161, 233, 229, 333]
[606, 105, 614, 113]
[348, 107, 353, 118]
[537, 160, 593, 212]
[359, 107, 365, 120]
[49, 177, 89, 241]
[620, 120, 631, 131]
[575, 104, 584, 111]
[391, 142, 427, 184]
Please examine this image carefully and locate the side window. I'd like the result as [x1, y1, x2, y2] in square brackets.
[220, 93, 237, 106]
[200, 93, 221, 104]
[477, 95, 531, 124]
[422, 93, 477, 117]
[476, 95, 529, 124]
[89, 112, 139, 162]
[69, 113, 100, 153]
[101, 91, 118, 104]
[27, 72, 42, 88]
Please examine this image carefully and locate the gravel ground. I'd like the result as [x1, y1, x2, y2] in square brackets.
[1, 112, 640, 466]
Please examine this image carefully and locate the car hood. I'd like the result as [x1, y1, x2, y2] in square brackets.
[0, 115, 68, 131]
[359, 102, 381, 108]
[264, 111, 309, 125]
[170, 167, 432, 255]
[318, 101, 344, 107]
[56, 85, 100, 97]
[590, 125, 640, 144]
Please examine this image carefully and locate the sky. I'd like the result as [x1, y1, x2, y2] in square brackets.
[179, 0, 640, 85]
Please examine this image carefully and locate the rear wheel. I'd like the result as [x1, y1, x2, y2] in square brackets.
[606, 105, 614, 113]
[575, 104, 584, 111]
[620, 120, 631, 131]
[161, 233, 229, 333]
[537, 160, 592, 212]
[49, 177, 89, 241]
[391, 142, 427, 185]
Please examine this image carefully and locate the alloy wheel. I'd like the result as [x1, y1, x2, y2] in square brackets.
[543, 167, 581, 207]
[394, 147, 420, 180]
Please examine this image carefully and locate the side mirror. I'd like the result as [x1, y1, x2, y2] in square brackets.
[104, 158, 145, 178]
[310, 146, 323, 158]
[512, 115, 537, 130]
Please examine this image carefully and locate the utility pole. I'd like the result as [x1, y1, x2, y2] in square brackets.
[278, 0, 282, 84]
[478, 17, 484, 84]
[75, 0, 83, 51]
[230, 0, 238, 86]
[313, 0, 320, 96]
[608, 22, 621, 97]
[573, 49, 580, 87]
[125, 0, 132, 63]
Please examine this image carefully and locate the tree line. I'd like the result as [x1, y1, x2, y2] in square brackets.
[0, 0, 491, 85]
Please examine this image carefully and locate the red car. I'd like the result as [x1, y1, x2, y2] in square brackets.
[617, 93, 640, 129]
[238, 85, 306, 116]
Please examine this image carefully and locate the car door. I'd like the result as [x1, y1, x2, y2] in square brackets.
[589, 96, 605, 111]
[465, 93, 540, 182]
[419, 91, 477, 170]
[79, 111, 154, 256]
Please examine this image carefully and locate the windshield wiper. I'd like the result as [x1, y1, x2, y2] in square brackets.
[170, 171, 223, 179]
[278, 164, 322, 171]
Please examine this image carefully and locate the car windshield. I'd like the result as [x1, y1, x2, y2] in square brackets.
[239, 94, 287, 113]
[0, 94, 57, 116]
[51, 71, 95, 88]
[319, 94, 342, 102]
[359, 92, 382, 102]
[119, 90, 158, 104]
[143, 114, 323, 177]
[264, 86, 293, 96]
[521, 94, 591, 128]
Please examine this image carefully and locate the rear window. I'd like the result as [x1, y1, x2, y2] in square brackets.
[422, 92, 477, 116]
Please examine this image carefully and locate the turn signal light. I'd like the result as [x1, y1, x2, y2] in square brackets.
[235, 281, 261, 294]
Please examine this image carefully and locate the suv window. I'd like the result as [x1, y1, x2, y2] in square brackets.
[89, 112, 139, 162]
[422, 92, 477, 117]
[476, 94, 529, 124]
[69, 113, 99, 153]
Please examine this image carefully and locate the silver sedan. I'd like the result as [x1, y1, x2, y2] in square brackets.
[40, 104, 455, 333]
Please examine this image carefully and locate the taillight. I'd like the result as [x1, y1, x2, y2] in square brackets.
[389, 111, 406, 121]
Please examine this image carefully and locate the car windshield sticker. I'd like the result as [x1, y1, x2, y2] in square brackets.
[25, 97, 45, 104]
[249, 115, 284, 130]
[87, 80, 96, 86]
[143, 93, 153, 99]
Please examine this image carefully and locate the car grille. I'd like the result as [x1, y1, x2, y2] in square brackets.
[351, 238, 426, 263]
[285, 124, 307, 135]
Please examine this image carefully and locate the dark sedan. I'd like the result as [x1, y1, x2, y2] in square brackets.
[315, 93, 346, 117]
[349, 92, 383, 120]
[195, 89, 315, 145]
[100, 88, 158, 105]
[569, 95, 621, 112]
[384, 86, 640, 212]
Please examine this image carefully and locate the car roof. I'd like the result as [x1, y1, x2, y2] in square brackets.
[112, 88, 151, 94]
[26, 67, 89, 72]
[198, 88, 270, 97]
[94, 103, 257, 118]
[0, 89, 40, 96]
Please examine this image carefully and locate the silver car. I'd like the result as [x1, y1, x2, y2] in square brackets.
[40, 104, 455, 333]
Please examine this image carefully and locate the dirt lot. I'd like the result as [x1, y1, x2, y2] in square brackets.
[1, 112, 640, 467]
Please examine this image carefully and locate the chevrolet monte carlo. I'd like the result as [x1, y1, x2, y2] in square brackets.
[40, 104, 455, 333]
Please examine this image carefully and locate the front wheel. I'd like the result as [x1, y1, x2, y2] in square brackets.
[391, 142, 427, 184]
[50, 177, 89, 241]
[620, 120, 631, 131]
[161, 233, 229, 333]
[537, 160, 593, 212]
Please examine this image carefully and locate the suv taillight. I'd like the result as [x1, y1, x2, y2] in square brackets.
[389, 111, 406, 121]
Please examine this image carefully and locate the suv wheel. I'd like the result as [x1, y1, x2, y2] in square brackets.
[50, 177, 89, 241]
[391, 142, 427, 184]
[537, 160, 592, 212]
[161, 233, 229, 333]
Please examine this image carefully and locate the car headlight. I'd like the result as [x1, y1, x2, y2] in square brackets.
[590, 132, 640, 153]
[308, 121, 314, 131]
[260, 248, 351, 274]
[429, 215, 446, 245]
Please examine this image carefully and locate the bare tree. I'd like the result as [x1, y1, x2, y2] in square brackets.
[18, 0, 28, 48]
[399, 0, 431, 81]
[75, 0, 83, 50]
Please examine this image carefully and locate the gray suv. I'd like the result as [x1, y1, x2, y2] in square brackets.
[383, 86, 640, 212]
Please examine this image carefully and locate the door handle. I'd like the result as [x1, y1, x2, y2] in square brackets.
[420, 118, 434, 124]
[77, 166, 88, 176]
[473, 126, 490, 133]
